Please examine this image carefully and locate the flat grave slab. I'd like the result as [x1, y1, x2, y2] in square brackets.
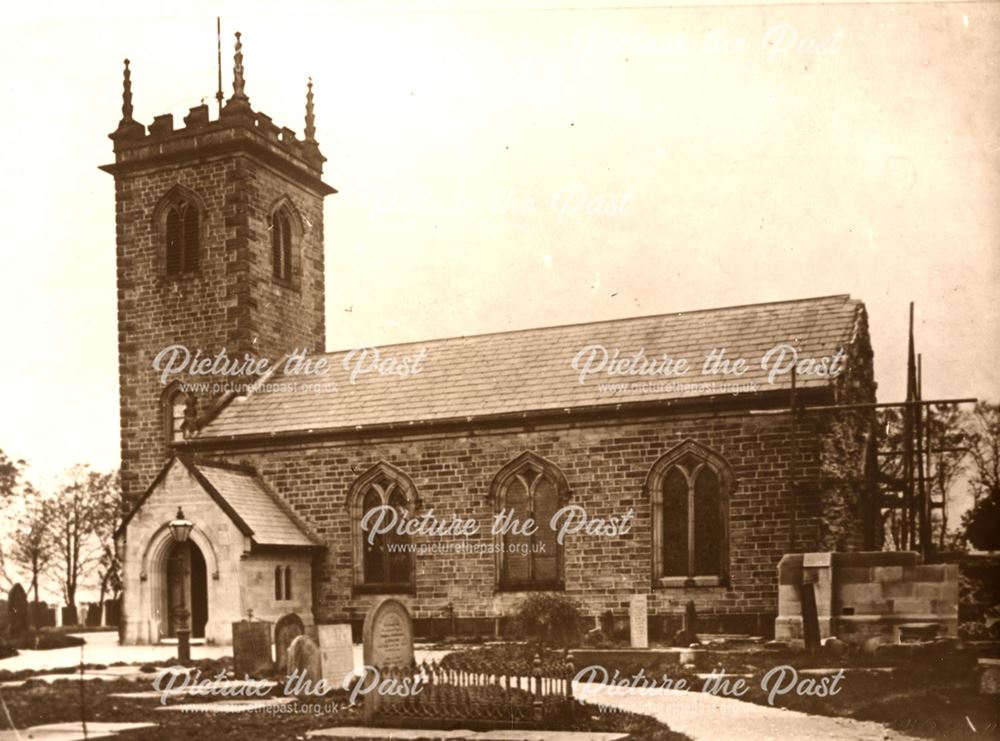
[797, 667, 896, 676]
[306, 731, 630, 741]
[155, 696, 297, 713]
[308, 729, 473, 740]
[109, 678, 277, 700]
[474, 733, 631, 741]
[0, 721, 156, 740]
[0, 669, 156, 689]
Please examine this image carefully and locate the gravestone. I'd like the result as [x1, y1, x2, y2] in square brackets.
[232, 620, 273, 677]
[287, 634, 323, 696]
[274, 613, 305, 673]
[318, 624, 355, 690]
[362, 597, 414, 723]
[362, 597, 414, 669]
[7, 584, 28, 638]
[62, 605, 78, 626]
[629, 594, 648, 648]
[800, 582, 821, 654]
[672, 600, 699, 647]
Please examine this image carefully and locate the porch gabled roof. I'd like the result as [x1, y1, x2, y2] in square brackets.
[116, 457, 322, 549]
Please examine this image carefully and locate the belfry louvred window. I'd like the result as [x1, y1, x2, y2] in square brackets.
[271, 209, 293, 281]
[165, 202, 200, 275]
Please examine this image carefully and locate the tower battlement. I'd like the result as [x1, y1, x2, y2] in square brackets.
[101, 36, 332, 195]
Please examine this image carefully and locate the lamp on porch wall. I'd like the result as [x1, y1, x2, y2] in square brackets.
[168, 507, 194, 664]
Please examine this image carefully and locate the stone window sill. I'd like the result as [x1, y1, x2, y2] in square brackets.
[352, 584, 416, 596]
[495, 581, 565, 593]
[657, 576, 724, 588]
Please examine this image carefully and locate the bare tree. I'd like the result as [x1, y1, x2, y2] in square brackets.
[966, 402, 1000, 504]
[0, 448, 29, 590]
[876, 403, 969, 550]
[925, 403, 968, 548]
[45, 465, 117, 623]
[8, 485, 53, 609]
[962, 402, 1000, 550]
[92, 471, 125, 625]
[0, 448, 25, 501]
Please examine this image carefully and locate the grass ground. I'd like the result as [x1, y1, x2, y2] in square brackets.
[0, 658, 690, 740]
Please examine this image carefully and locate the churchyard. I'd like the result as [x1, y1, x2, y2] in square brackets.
[1, 590, 998, 740]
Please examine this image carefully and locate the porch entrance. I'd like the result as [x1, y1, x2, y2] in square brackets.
[164, 540, 208, 639]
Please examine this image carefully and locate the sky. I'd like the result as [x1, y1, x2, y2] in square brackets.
[0, 0, 997, 497]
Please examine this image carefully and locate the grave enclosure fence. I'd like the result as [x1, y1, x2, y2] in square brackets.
[368, 653, 577, 729]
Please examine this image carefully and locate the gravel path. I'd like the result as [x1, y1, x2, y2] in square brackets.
[575, 681, 922, 741]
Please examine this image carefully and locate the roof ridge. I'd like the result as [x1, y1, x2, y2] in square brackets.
[317, 294, 854, 355]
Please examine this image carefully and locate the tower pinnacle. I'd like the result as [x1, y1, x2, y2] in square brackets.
[110, 58, 145, 141]
[305, 77, 317, 143]
[225, 31, 251, 113]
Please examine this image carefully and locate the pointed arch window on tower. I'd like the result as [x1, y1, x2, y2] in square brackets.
[165, 202, 200, 275]
[271, 209, 293, 282]
[163, 387, 188, 444]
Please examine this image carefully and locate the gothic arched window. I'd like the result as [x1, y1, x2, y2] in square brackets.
[274, 566, 283, 601]
[349, 462, 416, 593]
[284, 566, 292, 600]
[648, 440, 732, 587]
[165, 201, 200, 275]
[490, 452, 569, 591]
[162, 385, 188, 444]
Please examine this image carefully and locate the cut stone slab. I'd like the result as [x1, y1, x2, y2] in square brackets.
[474, 733, 630, 741]
[0, 721, 156, 740]
[0, 667, 160, 689]
[979, 657, 1000, 694]
[898, 623, 940, 642]
[695, 673, 754, 681]
[306, 732, 629, 741]
[109, 679, 277, 700]
[797, 667, 896, 676]
[156, 696, 297, 713]
[308, 730, 473, 740]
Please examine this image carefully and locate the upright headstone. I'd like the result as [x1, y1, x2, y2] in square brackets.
[629, 594, 648, 649]
[62, 605, 78, 627]
[318, 624, 355, 690]
[287, 634, 323, 696]
[232, 620, 273, 677]
[362, 598, 414, 723]
[800, 582, 821, 654]
[274, 613, 305, 674]
[7, 584, 28, 638]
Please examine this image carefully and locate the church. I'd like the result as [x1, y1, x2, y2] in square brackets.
[109, 36, 878, 645]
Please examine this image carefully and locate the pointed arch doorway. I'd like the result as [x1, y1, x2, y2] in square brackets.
[163, 540, 208, 639]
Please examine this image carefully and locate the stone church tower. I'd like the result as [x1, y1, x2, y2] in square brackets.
[101, 34, 335, 504]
